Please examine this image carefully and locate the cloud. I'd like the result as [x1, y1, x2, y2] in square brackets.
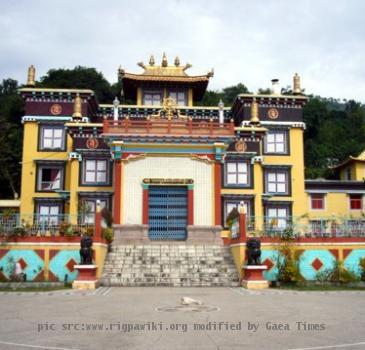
[0, 0, 364, 102]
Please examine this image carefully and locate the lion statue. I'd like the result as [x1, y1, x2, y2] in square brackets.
[80, 235, 93, 265]
[246, 238, 261, 265]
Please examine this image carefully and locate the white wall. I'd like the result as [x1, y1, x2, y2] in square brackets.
[122, 156, 213, 225]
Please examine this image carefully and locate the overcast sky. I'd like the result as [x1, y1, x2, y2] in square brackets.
[1, 0, 364, 102]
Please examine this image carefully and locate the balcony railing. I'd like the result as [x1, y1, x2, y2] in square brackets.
[244, 216, 365, 238]
[0, 214, 94, 237]
[102, 118, 235, 137]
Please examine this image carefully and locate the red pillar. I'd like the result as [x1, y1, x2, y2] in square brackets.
[113, 160, 122, 224]
[187, 187, 194, 225]
[142, 186, 149, 225]
[214, 162, 222, 225]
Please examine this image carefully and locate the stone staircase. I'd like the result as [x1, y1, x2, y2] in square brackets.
[100, 244, 240, 287]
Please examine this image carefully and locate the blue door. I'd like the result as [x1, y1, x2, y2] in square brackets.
[148, 186, 188, 240]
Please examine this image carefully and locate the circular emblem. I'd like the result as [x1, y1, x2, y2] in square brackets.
[50, 104, 62, 115]
[268, 108, 279, 119]
[86, 137, 99, 150]
[235, 140, 247, 153]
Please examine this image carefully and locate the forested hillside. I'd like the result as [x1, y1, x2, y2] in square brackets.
[0, 67, 364, 198]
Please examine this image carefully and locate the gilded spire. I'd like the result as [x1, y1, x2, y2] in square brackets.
[162, 52, 168, 67]
[250, 98, 260, 125]
[72, 93, 82, 120]
[149, 55, 155, 66]
[27, 65, 36, 86]
[174, 56, 180, 67]
[293, 73, 301, 95]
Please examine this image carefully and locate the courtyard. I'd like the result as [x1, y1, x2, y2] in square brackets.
[0, 287, 364, 350]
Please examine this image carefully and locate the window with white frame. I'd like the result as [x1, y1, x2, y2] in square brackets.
[83, 160, 109, 185]
[266, 206, 290, 231]
[37, 204, 61, 225]
[265, 169, 289, 195]
[37, 165, 63, 191]
[40, 126, 65, 150]
[225, 162, 249, 186]
[81, 199, 107, 224]
[224, 200, 250, 226]
[168, 91, 186, 106]
[264, 130, 287, 154]
[143, 92, 162, 106]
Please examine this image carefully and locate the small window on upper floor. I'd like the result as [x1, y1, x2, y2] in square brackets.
[37, 165, 65, 191]
[264, 130, 288, 155]
[40, 126, 66, 151]
[310, 194, 325, 210]
[168, 91, 187, 106]
[350, 194, 363, 210]
[264, 168, 290, 195]
[224, 161, 250, 187]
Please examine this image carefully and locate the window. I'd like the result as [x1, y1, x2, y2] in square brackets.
[265, 206, 290, 233]
[310, 220, 328, 236]
[225, 162, 249, 186]
[264, 131, 287, 154]
[81, 199, 107, 224]
[310, 194, 325, 210]
[265, 169, 289, 195]
[37, 204, 60, 225]
[350, 194, 363, 210]
[168, 91, 186, 106]
[143, 92, 162, 106]
[82, 160, 109, 185]
[37, 166, 64, 191]
[224, 200, 250, 227]
[40, 126, 65, 150]
[345, 167, 352, 180]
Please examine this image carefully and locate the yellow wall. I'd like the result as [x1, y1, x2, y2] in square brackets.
[306, 192, 364, 219]
[20, 121, 113, 220]
[339, 162, 365, 181]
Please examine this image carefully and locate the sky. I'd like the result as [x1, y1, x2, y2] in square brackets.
[0, 0, 364, 102]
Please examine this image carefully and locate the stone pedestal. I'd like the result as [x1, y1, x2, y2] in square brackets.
[72, 265, 98, 290]
[241, 265, 269, 289]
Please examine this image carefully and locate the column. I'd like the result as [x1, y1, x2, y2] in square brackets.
[142, 184, 149, 225]
[113, 160, 122, 224]
[214, 162, 222, 226]
[187, 184, 194, 225]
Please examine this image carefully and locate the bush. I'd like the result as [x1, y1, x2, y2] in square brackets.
[360, 258, 365, 282]
[316, 260, 359, 283]
[276, 245, 302, 283]
[102, 227, 114, 243]
[226, 207, 240, 228]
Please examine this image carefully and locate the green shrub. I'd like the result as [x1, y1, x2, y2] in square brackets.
[102, 227, 114, 243]
[316, 260, 359, 283]
[360, 257, 365, 282]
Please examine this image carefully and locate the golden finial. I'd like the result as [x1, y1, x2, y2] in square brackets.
[27, 65, 36, 86]
[162, 53, 168, 67]
[174, 56, 180, 67]
[149, 55, 155, 66]
[137, 61, 146, 69]
[293, 73, 301, 94]
[250, 98, 260, 125]
[72, 93, 82, 120]
[182, 63, 192, 72]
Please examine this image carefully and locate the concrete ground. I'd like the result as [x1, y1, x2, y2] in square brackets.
[0, 287, 364, 350]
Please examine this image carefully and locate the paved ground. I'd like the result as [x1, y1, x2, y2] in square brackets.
[0, 287, 364, 350]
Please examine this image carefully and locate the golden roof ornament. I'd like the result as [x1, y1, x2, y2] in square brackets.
[149, 55, 155, 66]
[72, 93, 83, 120]
[293, 73, 301, 94]
[174, 56, 180, 67]
[250, 98, 260, 125]
[26, 65, 36, 86]
[162, 53, 168, 67]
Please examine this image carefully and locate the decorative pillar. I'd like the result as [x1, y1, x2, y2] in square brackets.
[187, 184, 194, 225]
[142, 184, 149, 225]
[113, 160, 122, 224]
[214, 162, 222, 225]
[94, 200, 102, 241]
[239, 202, 247, 243]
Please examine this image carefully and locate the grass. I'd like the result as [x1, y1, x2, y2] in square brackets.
[273, 282, 365, 291]
[0, 282, 72, 292]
